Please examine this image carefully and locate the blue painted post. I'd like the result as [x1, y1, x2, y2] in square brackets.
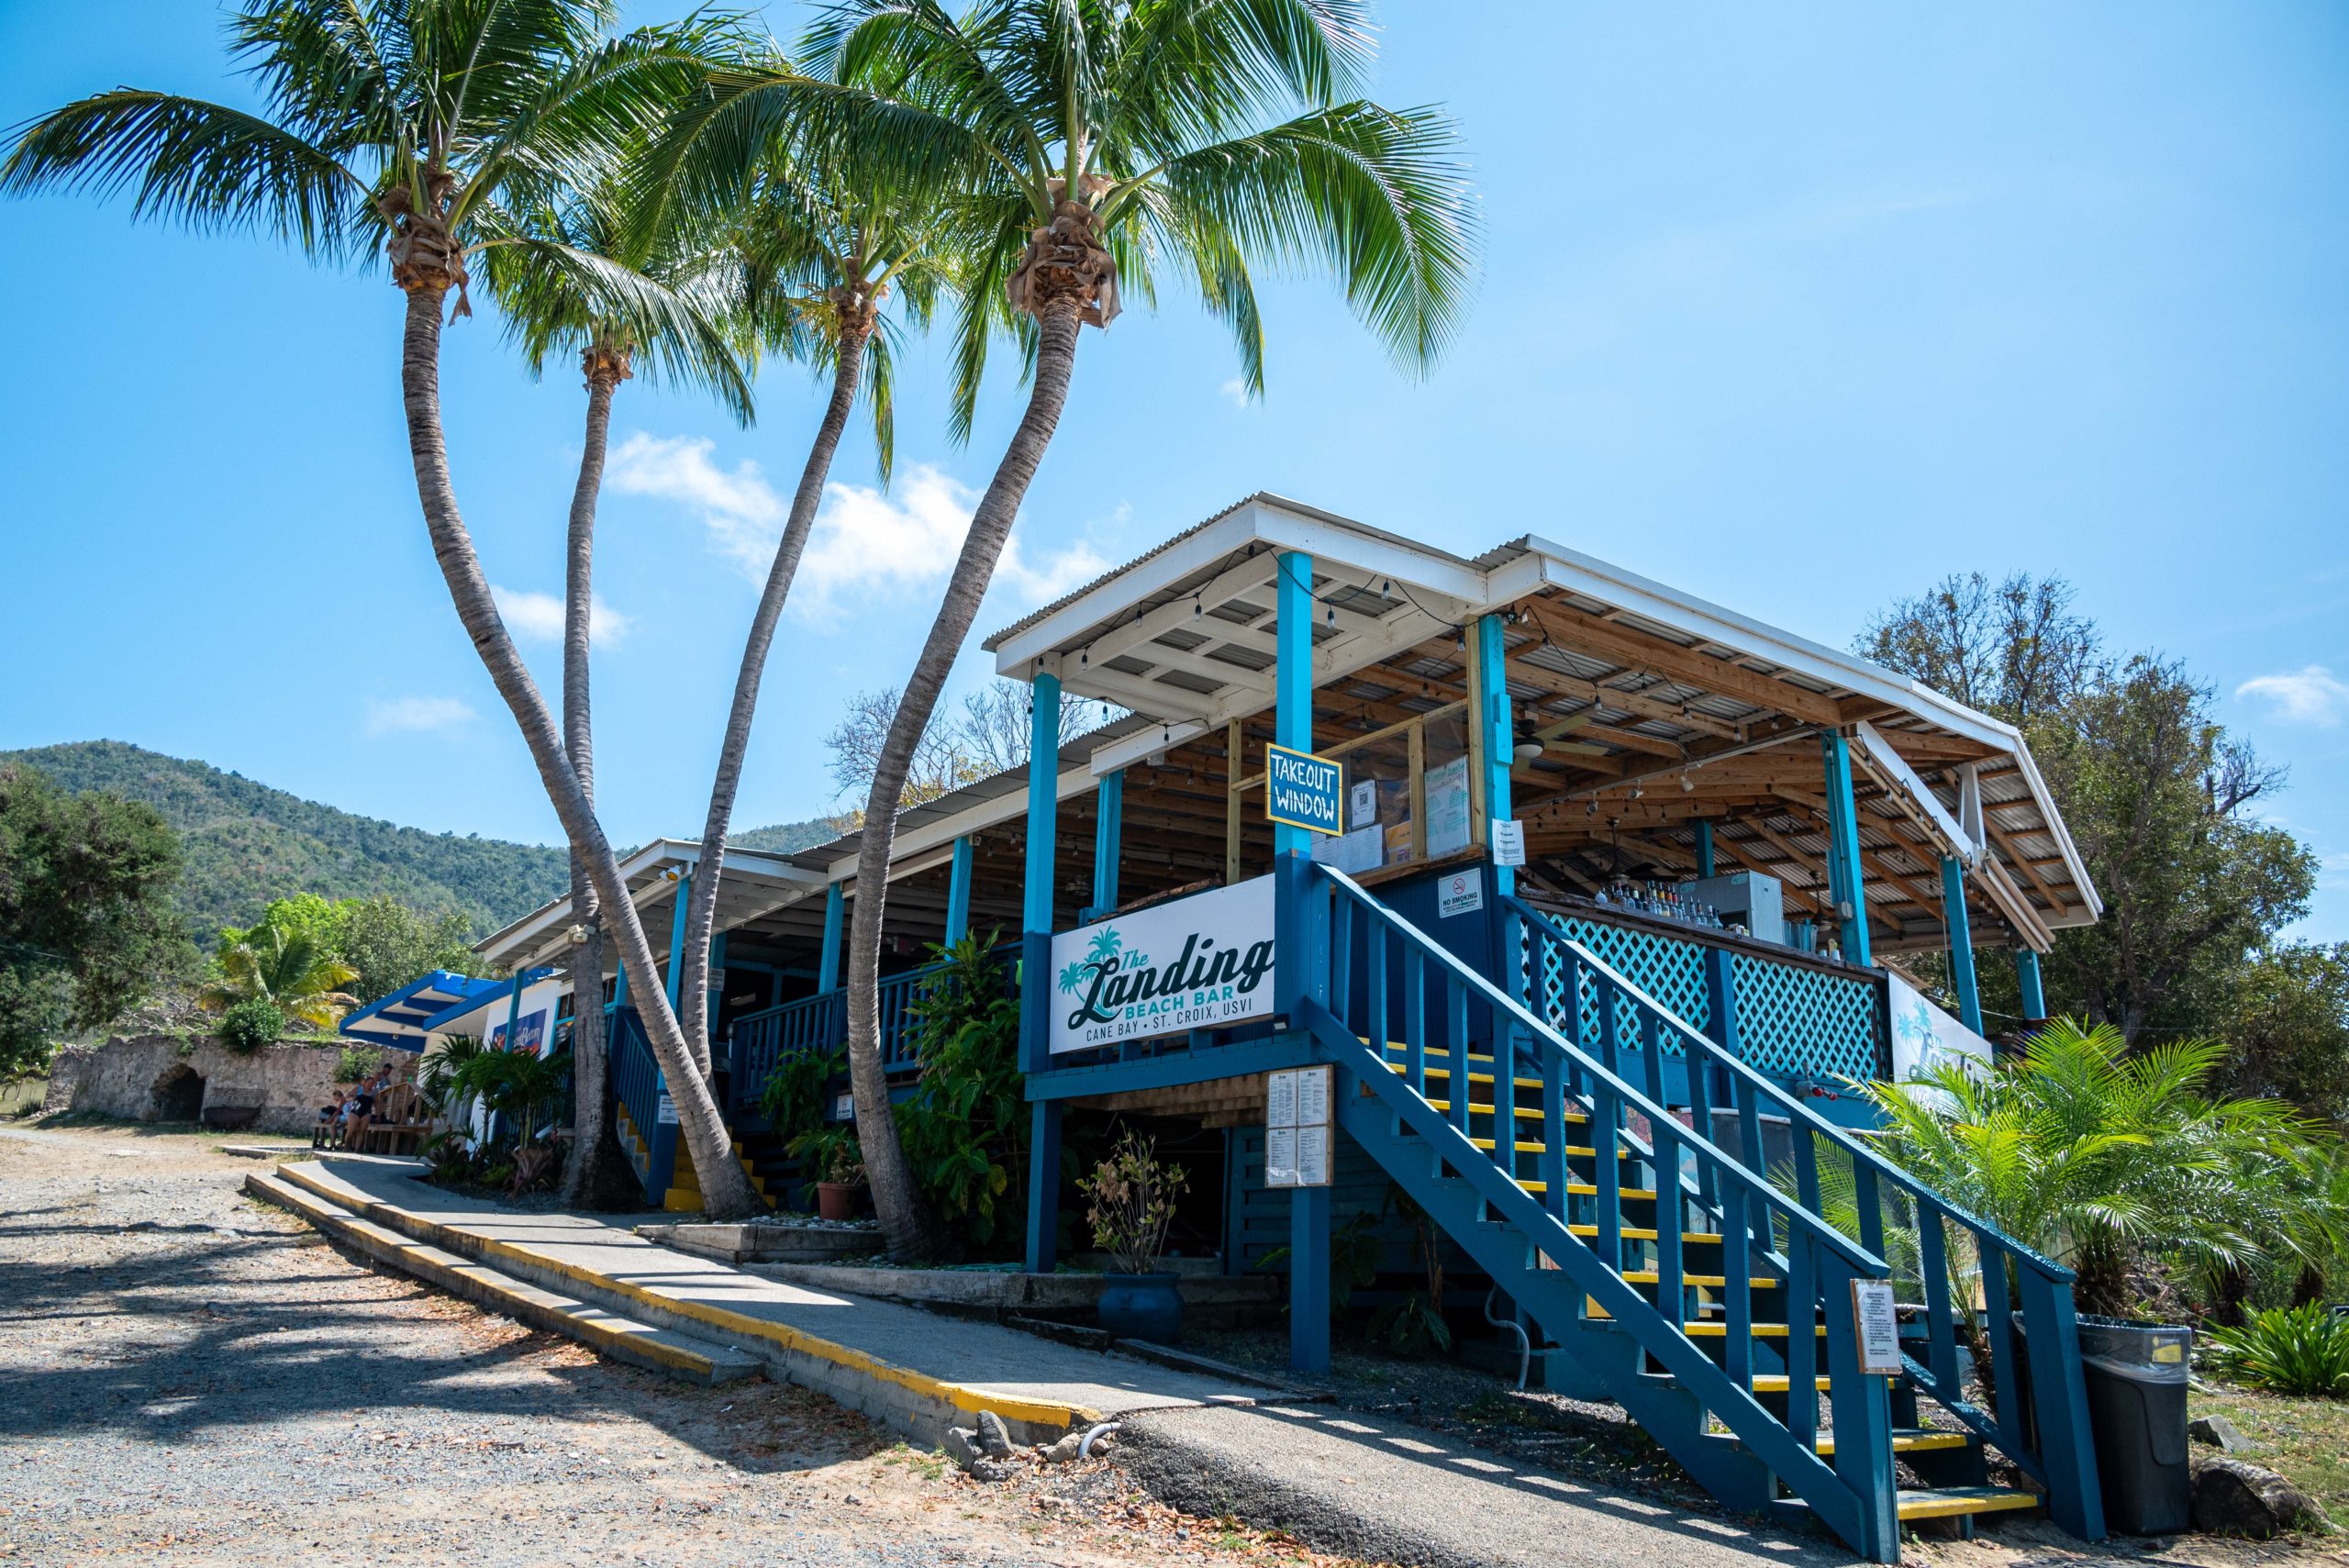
[2016, 948, 2048, 1023]
[608, 955, 627, 1012]
[1024, 671, 1063, 935]
[2018, 1269, 2109, 1541]
[1290, 1182, 1332, 1373]
[1701, 946, 1741, 1106]
[944, 835, 974, 947]
[817, 883, 844, 994]
[1272, 550, 1330, 1374]
[1024, 1099, 1063, 1274]
[1019, 670, 1064, 1276]
[1474, 612, 1516, 898]
[1694, 819, 1716, 879]
[1819, 732, 1874, 967]
[1092, 769, 1124, 916]
[664, 873, 691, 1008]
[1940, 856, 1984, 1034]
[502, 970, 525, 1045]
[707, 931, 729, 1033]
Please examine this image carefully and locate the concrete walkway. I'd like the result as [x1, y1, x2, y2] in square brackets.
[259, 1157, 1275, 1443]
[256, 1156, 1859, 1568]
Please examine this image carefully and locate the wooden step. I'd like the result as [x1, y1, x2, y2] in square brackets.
[1684, 1321, 1823, 1339]
[1424, 1098, 1587, 1125]
[1568, 1223, 1723, 1245]
[1816, 1429, 1973, 1458]
[1894, 1486, 2038, 1522]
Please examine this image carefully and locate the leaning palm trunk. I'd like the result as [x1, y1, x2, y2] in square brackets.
[559, 345, 630, 1207]
[395, 273, 760, 1220]
[676, 313, 874, 1071]
[846, 300, 1085, 1261]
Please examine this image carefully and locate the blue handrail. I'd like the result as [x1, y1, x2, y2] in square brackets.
[1308, 862, 1898, 1556]
[1504, 892, 2103, 1540]
[725, 944, 1019, 1115]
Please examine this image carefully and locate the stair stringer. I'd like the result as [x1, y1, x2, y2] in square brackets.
[1306, 1006, 1884, 1556]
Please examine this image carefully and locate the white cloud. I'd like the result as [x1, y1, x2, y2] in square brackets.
[2235, 665, 2349, 728]
[492, 584, 631, 645]
[608, 430, 1108, 627]
[1219, 376, 1251, 409]
[364, 695, 477, 737]
[608, 432, 786, 576]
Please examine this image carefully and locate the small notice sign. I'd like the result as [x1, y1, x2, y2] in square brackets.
[1491, 818, 1526, 867]
[1265, 1066, 1333, 1188]
[1852, 1279, 1902, 1375]
[1350, 779, 1379, 829]
[1265, 744, 1345, 835]
[655, 1093, 678, 1127]
[833, 1092, 856, 1121]
[1437, 868, 1484, 918]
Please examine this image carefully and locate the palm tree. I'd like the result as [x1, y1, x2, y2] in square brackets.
[1857, 1018, 2332, 1317]
[2, 0, 764, 1217]
[479, 178, 755, 1203]
[636, 39, 963, 1077]
[200, 922, 361, 1029]
[729, 0, 1479, 1258]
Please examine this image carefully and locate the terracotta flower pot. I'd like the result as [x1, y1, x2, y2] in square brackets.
[815, 1182, 867, 1222]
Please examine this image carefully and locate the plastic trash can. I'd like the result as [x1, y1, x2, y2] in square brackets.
[2076, 1316, 2193, 1535]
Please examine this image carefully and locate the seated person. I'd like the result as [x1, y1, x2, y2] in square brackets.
[340, 1080, 377, 1151]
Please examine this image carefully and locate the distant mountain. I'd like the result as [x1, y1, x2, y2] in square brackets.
[2, 741, 569, 940]
[729, 817, 839, 855]
[3, 741, 847, 942]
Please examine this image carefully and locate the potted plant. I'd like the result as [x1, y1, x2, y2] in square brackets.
[1080, 1130, 1191, 1342]
[792, 1125, 867, 1221]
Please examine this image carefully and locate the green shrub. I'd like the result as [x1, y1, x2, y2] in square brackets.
[2205, 1304, 2349, 1397]
[216, 998, 285, 1053]
[334, 1044, 383, 1084]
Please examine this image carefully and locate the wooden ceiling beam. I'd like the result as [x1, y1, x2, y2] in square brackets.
[1520, 597, 1844, 728]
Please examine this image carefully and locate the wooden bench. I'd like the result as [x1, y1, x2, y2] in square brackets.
[362, 1082, 430, 1155]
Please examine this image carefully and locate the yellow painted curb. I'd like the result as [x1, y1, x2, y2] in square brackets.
[247, 1171, 723, 1380]
[273, 1161, 1085, 1431]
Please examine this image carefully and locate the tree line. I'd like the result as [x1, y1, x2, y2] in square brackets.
[3, 0, 1479, 1240]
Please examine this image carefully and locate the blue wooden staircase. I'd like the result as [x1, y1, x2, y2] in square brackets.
[1293, 863, 2106, 1562]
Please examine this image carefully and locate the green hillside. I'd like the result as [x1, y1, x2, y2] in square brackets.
[729, 817, 839, 855]
[2, 741, 844, 942]
[3, 741, 568, 940]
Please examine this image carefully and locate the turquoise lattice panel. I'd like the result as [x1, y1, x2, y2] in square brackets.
[1731, 951, 1880, 1083]
[1529, 917, 1709, 1060]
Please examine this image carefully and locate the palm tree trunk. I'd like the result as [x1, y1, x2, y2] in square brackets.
[559, 361, 628, 1207]
[846, 299, 1085, 1262]
[677, 323, 872, 1073]
[396, 284, 761, 1219]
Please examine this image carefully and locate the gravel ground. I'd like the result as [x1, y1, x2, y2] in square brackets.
[0, 1120, 1358, 1568]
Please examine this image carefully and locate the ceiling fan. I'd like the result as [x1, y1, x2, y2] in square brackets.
[1511, 713, 1608, 778]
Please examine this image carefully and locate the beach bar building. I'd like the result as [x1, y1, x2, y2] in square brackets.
[477, 495, 2110, 1559]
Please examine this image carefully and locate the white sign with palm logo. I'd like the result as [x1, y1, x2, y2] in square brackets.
[1049, 875, 1278, 1054]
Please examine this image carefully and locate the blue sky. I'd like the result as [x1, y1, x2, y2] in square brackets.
[2, 3, 2343, 940]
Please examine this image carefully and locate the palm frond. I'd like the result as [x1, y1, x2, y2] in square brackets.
[0, 90, 371, 261]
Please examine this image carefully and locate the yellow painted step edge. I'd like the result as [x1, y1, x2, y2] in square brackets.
[1895, 1488, 2039, 1521]
[270, 1160, 1084, 1432]
[1815, 1431, 1973, 1458]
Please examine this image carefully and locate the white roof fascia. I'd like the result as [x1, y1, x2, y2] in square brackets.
[1078, 552, 1281, 669]
[825, 762, 1102, 884]
[476, 837, 825, 969]
[1522, 538, 2019, 754]
[2006, 739, 2102, 921]
[1091, 719, 1210, 776]
[1854, 720, 1979, 867]
[994, 506, 1267, 676]
[1251, 499, 1487, 608]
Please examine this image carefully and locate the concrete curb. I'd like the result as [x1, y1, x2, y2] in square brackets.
[265, 1159, 1095, 1445]
[243, 1171, 759, 1385]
